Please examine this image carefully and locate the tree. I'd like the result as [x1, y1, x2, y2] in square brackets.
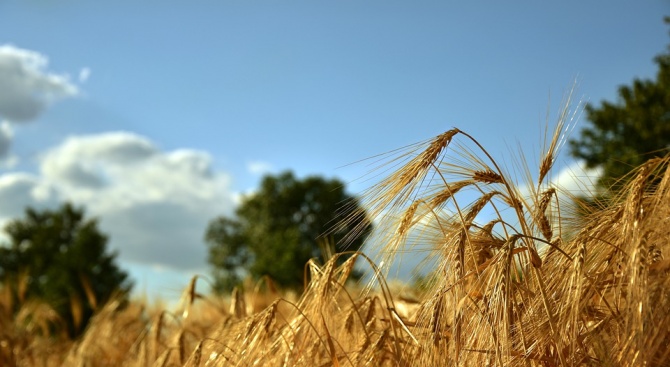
[569, 17, 670, 190]
[0, 203, 131, 337]
[205, 171, 372, 292]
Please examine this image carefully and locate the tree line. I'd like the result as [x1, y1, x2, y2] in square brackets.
[0, 172, 371, 337]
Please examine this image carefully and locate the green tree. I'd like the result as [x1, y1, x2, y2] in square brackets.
[205, 171, 372, 292]
[569, 17, 670, 190]
[0, 203, 131, 337]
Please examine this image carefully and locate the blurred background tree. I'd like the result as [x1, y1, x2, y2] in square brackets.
[205, 171, 372, 292]
[0, 203, 131, 338]
[569, 17, 670, 191]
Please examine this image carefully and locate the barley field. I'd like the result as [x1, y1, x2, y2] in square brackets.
[1, 103, 669, 366]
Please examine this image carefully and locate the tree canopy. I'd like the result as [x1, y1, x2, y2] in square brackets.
[569, 18, 670, 189]
[205, 171, 372, 292]
[0, 203, 131, 337]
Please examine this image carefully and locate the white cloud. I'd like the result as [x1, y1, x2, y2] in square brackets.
[0, 121, 13, 159]
[100, 201, 217, 270]
[0, 44, 78, 123]
[247, 160, 273, 175]
[0, 132, 235, 272]
[78, 67, 91, 83]
[40, 132, 158, 190]
[551, 161, 602, 197]
[513, 160, 602, 201]
[0, 173, 59, 233]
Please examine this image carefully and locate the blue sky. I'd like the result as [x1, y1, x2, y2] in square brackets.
[0, 0, 667, 300]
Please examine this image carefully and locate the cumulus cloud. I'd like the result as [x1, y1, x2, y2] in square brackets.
[0, 45, 79, 163]
[0, 44, 78, 123]
[552, 161, 602, 196]
[0, 173, 59, 234]
[0, 121, 13, 159]
[0, 173, 56, 214]
[78, 67, 91, 83]
[247, 160, 274, 176]
[0, 132, 235, 272]
[101, 201, 216, 270]
[41, 132, 158, 189]
[38, 132, 235, 270]
[513, 160, 601, 201]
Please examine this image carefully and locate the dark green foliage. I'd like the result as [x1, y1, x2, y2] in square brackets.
[0, 203, 132, 337]
[569, 17, 670, 190]
[206, 171, 372, 292]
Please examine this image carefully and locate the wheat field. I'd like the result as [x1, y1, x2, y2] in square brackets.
[1, 101, 669, 366]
